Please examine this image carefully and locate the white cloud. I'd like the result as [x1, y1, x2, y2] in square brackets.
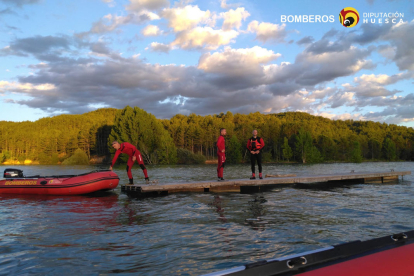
[142, 25, 162, 36]
[198, 46, 281, 75]
[79, 11, 159, 36]
[220, 7, 250, 31]
[126, 0, 170, 11]
[171, 27, 238, 50]
[161, 5, 213, 32]
[101, 0, 115, 7]
[354, 72, 412, 85]
[317, 112, 364, 121]
[247, 21, 287, 43]
[327, 91, 356, 108]
[377, 45, 396, 60]
[147, 42, 172, 53]
[0, 81, 56, 92]
[220, 0, 239, 9]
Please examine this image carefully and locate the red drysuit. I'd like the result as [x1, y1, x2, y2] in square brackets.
[111, 142, 148, 179]
[216, 135, 225, 178]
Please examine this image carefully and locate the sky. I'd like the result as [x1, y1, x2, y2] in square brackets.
[0, 0, 413, 127]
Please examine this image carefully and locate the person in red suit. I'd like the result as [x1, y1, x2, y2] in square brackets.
[247, 130, 265, 179]
[109, 141, 149, 184]
[216, 128, 226, 181]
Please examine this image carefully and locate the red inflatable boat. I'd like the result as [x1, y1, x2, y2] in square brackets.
[203, 230, 414, 276]
[0, 168, 119, 195]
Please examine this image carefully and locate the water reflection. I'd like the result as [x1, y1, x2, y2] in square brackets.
[210, 195, 227, 222]
[0, 162, 413, 275]
[245, 196, 268, 230]
[117, 198, 152, 226]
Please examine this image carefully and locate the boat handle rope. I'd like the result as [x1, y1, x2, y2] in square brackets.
[286, 256, 307, 269]
[391, 233, 407, 241]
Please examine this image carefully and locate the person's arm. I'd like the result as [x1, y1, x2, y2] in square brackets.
[255, 138, 264, 154]
[247, 139, 255, 154]
[259, 138, 265, 151]
[110, 150, 121, 169]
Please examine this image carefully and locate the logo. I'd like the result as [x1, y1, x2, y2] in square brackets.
[339, 7, 359, 27]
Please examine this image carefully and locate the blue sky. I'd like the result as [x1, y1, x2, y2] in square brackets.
[0, 0, 413, 127]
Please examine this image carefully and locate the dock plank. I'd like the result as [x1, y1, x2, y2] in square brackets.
[121, 171, 411, 197]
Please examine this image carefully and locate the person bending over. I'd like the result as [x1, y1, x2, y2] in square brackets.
[109, 141, 149, 184]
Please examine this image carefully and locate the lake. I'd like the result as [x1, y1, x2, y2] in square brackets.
[0, 162, 413, 275]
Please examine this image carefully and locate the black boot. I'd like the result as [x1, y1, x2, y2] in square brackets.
[128, 178, 134, 185]
[145, 177, 150, 183]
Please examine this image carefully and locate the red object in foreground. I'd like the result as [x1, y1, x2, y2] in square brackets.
[202, 230, 414, 276]
[0, 170, 119, 195]
[298, 242, 414, 276]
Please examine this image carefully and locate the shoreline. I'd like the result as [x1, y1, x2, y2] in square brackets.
[2, 159, 411, 166]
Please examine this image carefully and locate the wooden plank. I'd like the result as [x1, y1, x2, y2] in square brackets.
[121, 171, 411, 196]
[265, 174, 297, 178]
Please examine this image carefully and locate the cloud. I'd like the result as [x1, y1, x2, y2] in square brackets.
[142, 24, 162, 36]
[0, 34, 123, 63]
[220, 0, 239, 10]
[0, 35, 70, 57]
[101, 0, 116, 7]
[159, 5, 247, 51]
[84, 12, 159, 36]
[198, 46, 281, 75]
[296, 36, 314, 45]
[325, 22, 414, 71]
[161, 5, 213, 32]
[171, 27, 238, 50]
[4, 46, 411, 123]
[354, 72, 412, 86]
[220, 7, 250, 31]
[321, 29, 338, 39]
[382, 21, 414, 71]
[0, 0, 41, 6]
[316, 112, 364, 121]
[126, 0, 169, 11]
[292, 46, 375, 86]
[363, 97, 414, 124]
[3, 20, 412, 124]
[334, 72, 413, 98]
[0, 8, 17, 16]
[0, 80, 56, 92]
[327, 91, 356, 108]
[377, 45, 396, 60]
[147, 42, 172, 53]
[247, 21, 287, 43]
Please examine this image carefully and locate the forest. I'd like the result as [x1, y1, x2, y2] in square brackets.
[1, 106, 413, 165]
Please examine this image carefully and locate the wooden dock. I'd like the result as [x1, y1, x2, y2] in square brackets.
[121, 171, 411, 197]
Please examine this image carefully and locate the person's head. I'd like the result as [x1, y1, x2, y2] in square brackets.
[220, 128, 226, 136]
[111, 141, 121, 150]
[252, 129, 258, 137]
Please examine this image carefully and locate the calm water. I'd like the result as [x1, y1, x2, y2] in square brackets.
[0, 162, 413, 275]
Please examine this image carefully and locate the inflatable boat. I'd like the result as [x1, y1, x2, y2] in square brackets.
[203, 230, 414, 276]
[0, 168, 119, 195]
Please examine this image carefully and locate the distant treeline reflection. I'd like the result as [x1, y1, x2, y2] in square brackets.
[1, 106, 413, 165]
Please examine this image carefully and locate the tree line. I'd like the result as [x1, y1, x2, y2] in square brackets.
[1, 106, 413, 165]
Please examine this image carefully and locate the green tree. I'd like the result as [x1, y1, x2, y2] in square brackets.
[282, 137, 293, 161]
[350, 141, 363, 163]
[226, 136, 242, 164]
[108, 106, 177, 164]
[62, 148, 90, 165]
[294, 128, 313, 163]
[306, 146, 323, 163]
[383, 138, 397, 161]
